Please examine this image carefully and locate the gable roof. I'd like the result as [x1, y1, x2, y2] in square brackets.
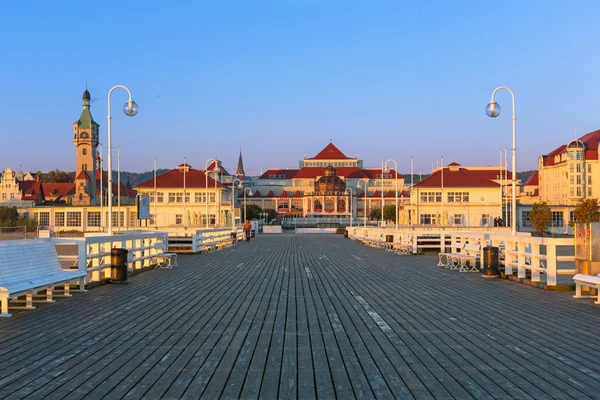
[523, 171, 539, 186]
[414, 167, 500, 188]
[468, 168, 514, 180]
[292, 190, 303, 198]
[41, 183, 75, 198]
[19, 181, 44, 201]
[135, 168, 222, 189]
[292, 166, 368, 179]
[279, 191, 289, 198]
[308, 142, 350, 160]
[76, 170, 90, 180]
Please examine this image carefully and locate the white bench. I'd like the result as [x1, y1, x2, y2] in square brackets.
[0, 240, 87, 317]
[455, 243, 481, 272]
[573, 274, 600, 304]
[154, 242, 178, 269]
[438, 242, 464, 267]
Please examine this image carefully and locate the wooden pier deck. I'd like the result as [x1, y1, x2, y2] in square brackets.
[1, 234, 600, 399]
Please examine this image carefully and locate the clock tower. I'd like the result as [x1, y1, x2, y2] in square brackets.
[73, 89, 99, 205]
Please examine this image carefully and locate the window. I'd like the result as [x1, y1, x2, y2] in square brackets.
[570, 187, 574, 196]
[82, 148, 87, 155]
[168, 192, 182, 203]
[550, 211, 564, 227]
[2, 193, 6, 200]
[589, 187, 592, 196]
[570, 164, 574, 173]
[195, 193, 206, 203]
[184, 193, 190, 203]
[577, 163, 582, 173]
[453, 214, 462, 225]
[150, 192, 164, 203]
[10, 193, 14, 200]
[129, 211, 137, 227]
[66, 212, 82, 227]
[87, 211, 101, 227]
[577, 187, 582, 196]
[447, 192, 469, 203]
[570, 211, 576, 224]
[39, 212, 50, 228]
[209, 193, 216, 203]
[176, 214, 183, 225]
[588, 164, 592, 173]
[522, 211, 532, 227]
[588, 175, 592, 185]
[55, 212, 65, 227]
[111, 212, 124, 227]
[481, 214, 489, 226]
[420, 214, 437, 224]
[420, 192, 442, 203]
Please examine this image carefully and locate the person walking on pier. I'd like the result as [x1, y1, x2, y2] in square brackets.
[244, 220, 252, 242]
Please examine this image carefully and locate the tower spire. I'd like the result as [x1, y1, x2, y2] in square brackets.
[236, 150, 245, 179]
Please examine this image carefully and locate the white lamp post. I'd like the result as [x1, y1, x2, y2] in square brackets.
[232, 178, 241, 229]
[344, 187, 353, 228]
[204, 158, 218, 228]
[243, 188, 252, 222]
[107, 85, 138, 235]
[385, 159, 398, 227]
[357, 178, 369, 228]
[486, 86, 517, 236]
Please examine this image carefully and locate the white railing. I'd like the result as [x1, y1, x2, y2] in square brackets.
[164, 228, 244, 253]
[349, 227, 574, 287]
[453, 231, 575, 287]
[51, 231, 168, 284]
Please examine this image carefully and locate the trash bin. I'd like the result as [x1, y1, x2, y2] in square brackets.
[344, 230, 349, 238]
[250, 230, 255, 238]
[482, 246, 499, 278]
[110, 248, 128, 283]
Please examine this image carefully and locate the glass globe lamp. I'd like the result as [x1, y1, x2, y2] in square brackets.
[486, 101, 501, 118]
[123, 99, 139, 117]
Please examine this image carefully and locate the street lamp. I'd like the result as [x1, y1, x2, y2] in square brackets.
[243, 188, 252, 222]
[344, 187, 353, 228]
[486, 86, 517, 236]
[357, 178, 369, 228]
[107, 85, 138, 235]
[385, 159, 399, 227]
[205, 158, 218, 228]
[232, 178, 241, 229]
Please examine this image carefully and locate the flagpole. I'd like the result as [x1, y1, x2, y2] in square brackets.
[183, 157, 187, 229]
[154, 157, 157, 227]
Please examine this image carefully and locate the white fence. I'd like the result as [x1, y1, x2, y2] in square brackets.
[51, 231, 167, 283]
[349, 227, 574, 287]
[164, 228, 244, 253]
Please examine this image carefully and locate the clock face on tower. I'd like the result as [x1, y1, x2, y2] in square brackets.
[80, 132, 89, 139]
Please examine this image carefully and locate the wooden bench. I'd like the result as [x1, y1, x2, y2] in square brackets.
[154, 241, 178, 269]
[0, 240, 87, 317]
[573, 274, 600, 304]
[438, 242, 464, 268]
[455, 243, 481, 272]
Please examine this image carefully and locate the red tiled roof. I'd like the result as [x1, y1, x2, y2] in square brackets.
[362, 169, 401, 179]
[414, 167, 500, 188]
[259, 169, 299, 179]
[135, 168, 222, 189]
[205, 161, 230, 176]
[384, 190, 400, 198]
[400, 190, 410, 197]
[543, 130, 600, 166]
[369, 190, 382, 198]
[41, 183, 75, 198]
[523, 171, 539, 186]
[279, 191, 289, 198]
[293, 166, 368, 179]
[19, 181, 43, 201]
[76, 170, 90, 180]
[468, 169, 513, 180]
[308, 142, 350, 160]
[265, 190, 276, 198]
[448, 162, 460, 166]
[292, 190, 303, 198]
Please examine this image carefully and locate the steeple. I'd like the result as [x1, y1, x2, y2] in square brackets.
[236, 150, 245, 179]
[73, 88, 99, 206]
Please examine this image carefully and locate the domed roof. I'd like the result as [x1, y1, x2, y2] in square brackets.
[324, 165, 336, 176]
[83, 89, 91, 101]
[567, 139, 585, 149]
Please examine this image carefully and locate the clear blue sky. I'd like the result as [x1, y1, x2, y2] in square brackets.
[1, 0, 599, 176]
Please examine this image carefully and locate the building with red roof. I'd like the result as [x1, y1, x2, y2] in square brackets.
[243, 141, 405, 219]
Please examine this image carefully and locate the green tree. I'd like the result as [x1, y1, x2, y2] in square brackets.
[571, 198, 600, 226]
[369, 208, 381, 220]
[44, 169, 74, 183]
[263, 208, 277, 221]
[0, 207, 37, 231]
[528, 202, 552, 236]
[242, 204, 262, 221]
[383, 205, 397, 221]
